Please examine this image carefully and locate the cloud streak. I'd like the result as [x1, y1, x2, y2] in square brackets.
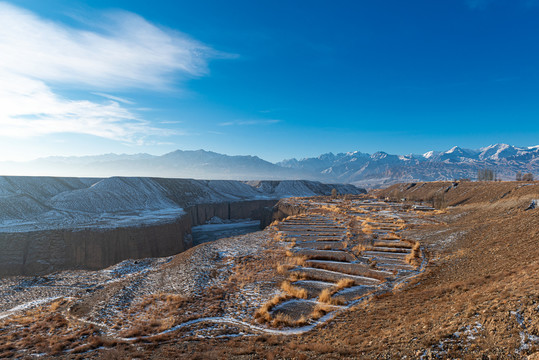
[0, 2, 226, 143]
[93, 93, 135, 105]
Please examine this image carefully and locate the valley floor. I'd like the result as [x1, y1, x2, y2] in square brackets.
[1, 182, 539, 359]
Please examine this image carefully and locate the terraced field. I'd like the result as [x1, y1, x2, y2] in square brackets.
[255, 197, 426, 328]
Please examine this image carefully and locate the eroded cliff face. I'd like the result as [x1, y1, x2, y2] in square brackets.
[0, 199, 279, 277]
[0, 216, 192, 277]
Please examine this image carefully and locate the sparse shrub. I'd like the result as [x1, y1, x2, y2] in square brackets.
[336, 278, 355, 289]
[271, 314, 307, 327]
[311, 303, 333, 319]
[254, 294, 291, 323]
[290, 255, 307, 266]
[318, 288, 333, 303]
[277, 264, 293, 274]
[318, 288, 345, 305]
[49, 299, 63, 312]
[288, 272, 307, 281]
[280, 281, 308, 299]
[405, 242, 421, 266]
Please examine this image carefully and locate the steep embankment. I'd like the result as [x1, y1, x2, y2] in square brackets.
[374, 180, 539, 206]
[0, 177, 364, 276]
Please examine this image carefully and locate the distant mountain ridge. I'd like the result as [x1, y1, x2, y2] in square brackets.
[279, 143, 539, 187]
[1, 149, 317, 181]
[0, 144, 538, 187]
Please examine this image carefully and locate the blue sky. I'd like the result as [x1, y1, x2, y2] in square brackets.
[1, 0, 539, 162]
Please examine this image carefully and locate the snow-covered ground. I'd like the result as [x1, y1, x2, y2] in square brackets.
[0, 177, 363, 232]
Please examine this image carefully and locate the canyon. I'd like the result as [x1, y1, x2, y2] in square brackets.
[0, 176, 364, 276]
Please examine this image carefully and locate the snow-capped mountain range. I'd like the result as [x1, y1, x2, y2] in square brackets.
[279, 144, 539, 187]
[0, 144, 537, 187]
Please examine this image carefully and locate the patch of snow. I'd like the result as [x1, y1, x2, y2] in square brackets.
[0, 296, 61, 320]
[423, 151, 435, 159]
[526, 199, 539, 210]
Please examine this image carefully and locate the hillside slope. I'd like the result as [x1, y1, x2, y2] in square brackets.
[0, 176, 364, 232]
[1, 181, 538, 358]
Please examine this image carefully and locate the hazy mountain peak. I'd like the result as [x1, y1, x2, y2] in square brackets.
[371, 151, 388, 160]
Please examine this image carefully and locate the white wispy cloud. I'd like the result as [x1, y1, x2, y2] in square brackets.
[0, 72, 173, 142]
[93, 93, 135, 105]
[219, 119, 282, 126]
[0, 2, 227, 143]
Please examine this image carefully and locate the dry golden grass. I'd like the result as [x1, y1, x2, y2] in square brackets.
[380, 232, 401, 240]
[336, 278, 355, 289]
[310, 303, 335, 320]
[318, 289, 345, 306]
[277, 264, 294, 275]
[288, 255, 308, 266]
[48, 299, 63, 312]
[281, 281, 308, 299]
[362, 223, 374, 235]
[81, 188, 539, 358]
[0, 304, 108, 357]
[271, 314, 308, 327]
[373, 241, 411, 249]
[228, 249, 286, 287]
[288, 271, 308, 282]
[405, 242, 421, 266]
[254, 294, 291, 323]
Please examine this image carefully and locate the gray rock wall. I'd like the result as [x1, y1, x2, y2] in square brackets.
[0, 215, 192, 276]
